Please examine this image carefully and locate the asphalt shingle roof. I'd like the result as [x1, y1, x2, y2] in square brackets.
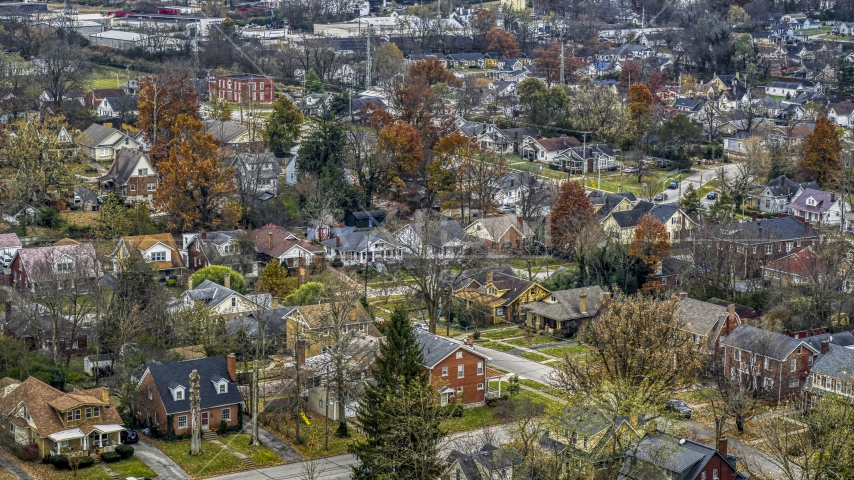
[414, 329, 488, 368]
[143, 356, 243, 415]
[809, 343, 854, 378]
[522, 286, 605, 321]
[721, 325, 816, 361]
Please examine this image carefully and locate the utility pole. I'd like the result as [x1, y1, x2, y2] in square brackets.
[324, 364, 330, 451]
[365, 26, 372, 90]
[559, 42, 565, 86]
[581, 132, 588, 184]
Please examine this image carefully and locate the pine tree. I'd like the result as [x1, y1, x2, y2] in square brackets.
[835, 57, 854, 101]
[679, 183, 702, 216]
[350, 306, 444, 479]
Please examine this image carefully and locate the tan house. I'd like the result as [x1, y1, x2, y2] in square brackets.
[453, 271, 550, 324]
[0, 377, 125, 459]
[464, 215, 532, 251]
[286, 302, 378, 359]
[79, 123, 141, 162]
[110, 233, 185, 281]
[600, 201, 695, 243]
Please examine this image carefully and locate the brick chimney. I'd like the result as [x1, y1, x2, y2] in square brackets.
[226, 353, 237, 381]
[821, 339, 830, 354]
[201, 232, 207, 243]
[517, 216, 524, 232]
[101, 386, 110, 404]
[679, 292, 688, 300]
[752, 212, 757, 221]
[268, 231, 273, 250]
[224, 273, 231, 289]
[296, 339, 307, 367]
[781, 176, 786, 187]
[336, 235, 341, 247]
[717, 436, 728, 458]
[485, 272, 493, 284]
[579, 293, 587, 314]
[831, 193, 836, 202]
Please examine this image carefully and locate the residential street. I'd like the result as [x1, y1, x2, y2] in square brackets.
[660, 162, 742, 205]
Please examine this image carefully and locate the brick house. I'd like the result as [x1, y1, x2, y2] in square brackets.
[623, 434, 748, 480]
[414, 329, 501, 406]
[464, 215, 532, 251]
[208, 74, 274, 104]
[0, 378, 125, 459]
[135, 355, 244, 433]
[253, 224, 323, 268]
[11, 243, 101, 292]
[97, 148, 158, 204]
[720, 325, 823, 403]
[676, 293, 744, 356]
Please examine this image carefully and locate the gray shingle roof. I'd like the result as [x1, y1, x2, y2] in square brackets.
[80, 123, 122, 148]
[98, 148, 152, 187]
[144, 356, 243, 415]
[414, 329, 488, 368]
[225, 306, 297, 338]
[608, 201, 655, 228]
[203, 119, 248, 144]
[320, 230, 397, 253]
[677, 298, 728, 336]
[711, 216, 815, 243]
[721, 325, 817, 361]
[522, 286, 606, 322]
[802, 331, 854, 352]
[809, 343, 854, 378]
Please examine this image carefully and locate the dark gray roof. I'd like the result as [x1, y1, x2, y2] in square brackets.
[349, 210, 386, 220]
[80, 123, 123, 148]
[802, 331, 854, 353]
[98, 148, 151, 187]
[226, 306, 298, 338]
[400, 219, 466, 247]
[497, 171, 540, 192]
[620, 434, 745, 480]
[809, 343, 854, 378]
[721, 325, 817, 361]
[608, 201, 655, 228]
[672, 98, 704, 111]
[459, 121, 491, 136]
[414, 329, 488, 368]
[143, 356, 243, 415]
[711, 216, 816, 243]
[522, 286, 606, 321]
[203, 119, 248, 143]
[677, 297, 728, 336]
[181, 279, 270, 309]
[75, 186, 100, 204]
[447, 53, 484, 61]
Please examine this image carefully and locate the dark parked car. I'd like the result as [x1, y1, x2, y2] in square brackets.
[707, 192, 718, 200]
[653, 193, 668, 202]
[667, 399, 692, 419]
[121, 428, 139, 444]
[668, 181, 678, 189]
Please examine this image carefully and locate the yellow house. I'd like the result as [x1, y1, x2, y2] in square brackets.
[0, 377, 126, 459]
[453, 271, 550, 324]
[601, 202, 695, 243]
[500, 0, 526, 11]
[590, 192, 639, 221]
[110, 233, 185, 281]
[286, 302, 379, 359]
[483, 54, 499, 68]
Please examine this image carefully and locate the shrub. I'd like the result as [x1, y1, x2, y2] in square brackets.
[115, 444, 134, 459]
[237, 403, 244, 430]
[76, 456, 95, 469]
[166, 278, 177, 286]
[444, 403, 464, 417]
[472, 330, 481, 340]
[45, 454, 68, 469]
[190, 266, 248, 293]
[163, 414, 176, 441]
[101, 451, 121, 463]
[217, 420, 228, 435]
[20, 443, 38, 462]
[331, 257, 343, 268]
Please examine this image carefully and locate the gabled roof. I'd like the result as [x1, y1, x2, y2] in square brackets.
[349, 210, 387, 220]
[710, 216, 815, 242]
[529, 136, 581, 151]
[414, 328, 489, 369]
[677, 297, 729, 337]
[466, 215, 532, 240]
[116, 233, 184, 271]
[828, 100, 854, 116]
[809, 343, 854, 379]
[295, 302, 372, 330]
[226, 306, 298, 338]
[98, 148, 152, 187]
[620, 434, 746, 480]
[721, 325, 817, 361]
[802, 331, 854, 353]
[763, 247, 823, 277]
[521, 286, 606, 321]
[397, 219, 466, 248]
[182, 279, 269, 310]
[142, 356, 243, 415]
[203, 119, 248, 144]
[0, 233, 21, 249]
[320, 230, 397, 253]
[606, 201, 655, 228]
[789, 188, 841, 214]
[15, 243, 100, 278]
[253, 224, 321, 258]
[80, 123, 126, 148]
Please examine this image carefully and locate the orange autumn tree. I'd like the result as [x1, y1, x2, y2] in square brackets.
[801, 116, 842, 187]
[377, 121, 424, 190]
[549, 180, 597, 252]
[486, 27, 521, 58]
[407, 57, 459, 86]
[137, 73, 200, 163]
[629, 214, 670, 291]
[427, 133, 475, 209]
[154, 114, 239, 231]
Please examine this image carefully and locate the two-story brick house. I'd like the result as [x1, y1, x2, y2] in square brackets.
[208, 74, 274, 104]
[0, 377, 125, 459]
[414, 329, 495, 406]
[135, 355, 244, 433]
[97, 148, 158, 204]
[720, 325, 822, 403]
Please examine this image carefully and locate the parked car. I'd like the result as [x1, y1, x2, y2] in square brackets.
[668, 181, 678, 189]
[121, 428, 139, 444]
[707, 192, 718, 200]
[653, 193, 668, 202]
[498, 205, 516, 214]
[623, 166, 638, 173]
[414, 323, 429, 331]
[0, 255, 11, 268]
[666, 399, 692, 419]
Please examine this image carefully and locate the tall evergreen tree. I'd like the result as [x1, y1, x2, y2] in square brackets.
[835, 57, 854, 101]
[679, 183, 702, 216]
[350, 306, 445, 479]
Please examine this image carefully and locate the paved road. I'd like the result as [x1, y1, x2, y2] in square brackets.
[213, 454, 358, 480]
[475, 344, 557, 384]
[135, 438, 190, 480]
[660, 163, 742, 205]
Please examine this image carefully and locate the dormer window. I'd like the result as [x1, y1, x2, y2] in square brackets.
[168, 382, 186, 402]
[151, 251, 166, 262]
[550, 295, 556, 302]
[211, 375, 228, 394]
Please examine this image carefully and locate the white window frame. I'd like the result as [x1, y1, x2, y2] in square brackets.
[221, 408, 231, 421]
[441, 366, 448, 376]
[178, 415, 188, 429]
[456, 351, 463, 359]
[791, 358, 797, 372]
[457, 364, 464, 378]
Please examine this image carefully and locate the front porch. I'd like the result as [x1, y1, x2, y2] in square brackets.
[48, 424, 124, 457]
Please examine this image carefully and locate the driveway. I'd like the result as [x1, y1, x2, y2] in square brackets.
[134, 438, 190, 480]
[475, 345, 557, 384]
[240, 420, 303, 463]
[211, 454, 358, 480]
[660, 163, 742, 205]
[0, 448, 34, 480]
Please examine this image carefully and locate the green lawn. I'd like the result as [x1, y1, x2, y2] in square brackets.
[88, 66, 132, 90]
[518, 351, 551, 362]
[107, 456, 157, 479]
[511, 161, 569, 180]
[520, 379, 549, 390]
[696, 179, 722, 198]
[480, 341, 515, 352]
[443, 405, 505, 433]
[262, 412, 364, 458]
[505, 335, 559, 347]
[674, 387, 720, 405]
[219, 433, 284, 467]
[150, 438, 244, 478]
[539, 344, 590, 358]
[481, 328, 525, 340]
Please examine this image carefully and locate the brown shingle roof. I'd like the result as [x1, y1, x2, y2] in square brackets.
[253, 224, 321, 259]
[118, 233, 184, 270]
[296, 303, 372, 330]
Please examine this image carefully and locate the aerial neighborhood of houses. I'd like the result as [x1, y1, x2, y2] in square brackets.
[3, 0, 854, 478]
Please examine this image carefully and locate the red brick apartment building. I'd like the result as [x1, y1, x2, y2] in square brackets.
[209, 74, 274, 104]
[414, 329, 495, 406]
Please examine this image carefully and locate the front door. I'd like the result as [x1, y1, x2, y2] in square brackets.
[201, 412, 209, 429]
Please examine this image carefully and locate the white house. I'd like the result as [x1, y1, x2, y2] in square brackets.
[787, 188, 851, 226]
[394, 219, 468, 259]
[754, 176, 818, 213]
[827, 101, 854, 127]
[320, 231, 401, 266]
[96, 96, 138, 118]
[80, 124, 141, 162]
[519, 135, 580, 163]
